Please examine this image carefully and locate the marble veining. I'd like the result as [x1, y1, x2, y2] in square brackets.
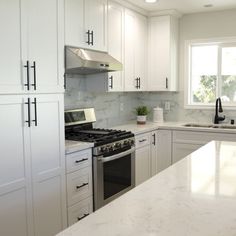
[57, 141, 236, 236]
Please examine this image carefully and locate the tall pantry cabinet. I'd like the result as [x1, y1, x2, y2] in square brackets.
[0, 1, 66, 236]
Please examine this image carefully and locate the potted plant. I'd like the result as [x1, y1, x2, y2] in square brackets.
[135, 106, 149, 124]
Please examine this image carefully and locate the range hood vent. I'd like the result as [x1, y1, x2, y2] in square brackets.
[65, 46, 123, 75]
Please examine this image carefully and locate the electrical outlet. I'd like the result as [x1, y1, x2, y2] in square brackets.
[164, 101, 170, 111]
[120, 103, 124, 111]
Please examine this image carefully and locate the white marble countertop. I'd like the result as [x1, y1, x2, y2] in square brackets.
[112, 121, 236, 135]
[65, 140, 94, 154]
[57, 141, 236, 236]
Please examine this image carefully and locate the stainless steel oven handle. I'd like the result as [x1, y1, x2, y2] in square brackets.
[98, 147, 135, 163]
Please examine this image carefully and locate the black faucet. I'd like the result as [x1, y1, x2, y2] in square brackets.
[214, 97, 225, 124]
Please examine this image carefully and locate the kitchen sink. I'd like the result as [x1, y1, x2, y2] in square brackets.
[183, 123, 236, 129]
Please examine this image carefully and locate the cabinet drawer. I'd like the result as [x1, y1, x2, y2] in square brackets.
[66, 149, 92, 174]
[68, 197, 93, 226]
[67, 167, 93, 206]
[135, 133, 150, 149]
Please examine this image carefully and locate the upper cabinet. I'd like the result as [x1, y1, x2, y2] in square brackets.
[124, 9, 148, 91]
[0, 0, 65, 94]
[107, 1, 124, 92]
[147, 15, 179, 91]
[65, 0, 108, 52]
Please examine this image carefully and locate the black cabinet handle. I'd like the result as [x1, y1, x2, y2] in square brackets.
[76, 183, 88, 190]
[138, 77, 141, 89]
[135, 78, 139, 89]
[139, 139, 147, 143]
[31, 61, 37, 90]
[77, 213, 89, 221]
[86, 30, 91, 45]
[31, 98, 38, 126]
[24, 61, 30, 90]
[25, 98, 31, 127]
[91, 30, 94, 46]
[109, 76, 113, 89]
[166, 77, 168, 89]
[152, 133, 156, 146]
[75, 158, 88, 164]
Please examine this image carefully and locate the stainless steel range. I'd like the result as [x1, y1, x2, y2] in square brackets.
[65, 108, 135, 210]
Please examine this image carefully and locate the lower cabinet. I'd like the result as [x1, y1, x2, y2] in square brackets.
[135, 129, 172, 186]
[172, 130, 236, 164]
[0, 94, 66, 236]
[66, 148, 93, 226]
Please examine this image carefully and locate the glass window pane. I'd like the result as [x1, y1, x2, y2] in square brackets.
[221, 47, 236, 102]
[191, 45, 218, 103]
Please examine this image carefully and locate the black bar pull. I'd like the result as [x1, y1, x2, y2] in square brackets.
[31, 98, 38, 126]
[25, 98, 31, 127]
[166, 77, 168, 89]
[31, 61, 37, 90]
[138, 77, 141, 89]
[91, 30, 94, 46]
[75, 158, 88, 164]
[135, 78, 139, 89]
[152, 133, 156, 146]
[77, 213, 89, 221]
[86, 30, 91, 45]
[109, 76, 113, 89]
[76, 183, 88, 190]
[24, 61, 30, 90]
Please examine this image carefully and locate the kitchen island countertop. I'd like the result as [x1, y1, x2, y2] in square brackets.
[57, 140, 236, 236]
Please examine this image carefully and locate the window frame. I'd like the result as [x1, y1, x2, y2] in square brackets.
[184, 37, 236, 109]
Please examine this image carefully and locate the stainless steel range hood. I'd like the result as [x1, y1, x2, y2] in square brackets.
[65, 46, 123, 75]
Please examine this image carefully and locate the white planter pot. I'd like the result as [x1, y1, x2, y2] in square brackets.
[137, 115, 146, 124]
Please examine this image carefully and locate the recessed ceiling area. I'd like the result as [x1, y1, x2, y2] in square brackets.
[126, 0, 236, 14]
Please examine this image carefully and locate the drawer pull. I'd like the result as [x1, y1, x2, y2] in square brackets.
[77, 213, 89, 221]
[76, 183, 89, 190]
[75, 158, 88, 164]
[139, 139, 147, 143]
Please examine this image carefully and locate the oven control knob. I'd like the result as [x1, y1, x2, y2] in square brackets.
[130, 139, 135, 146]
[115, 142, 121, 148]
[124, 140, 129, 146]
[101, 146, 107, 153]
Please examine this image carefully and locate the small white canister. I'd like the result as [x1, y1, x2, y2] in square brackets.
[153, 107, 164, 123]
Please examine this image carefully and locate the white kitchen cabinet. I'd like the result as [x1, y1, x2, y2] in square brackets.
[66, 148, 93, 224]
[0, 94, 66, 236]
[147, 15, 179, 91]
[172, 130, 236, 164]
[155, 130, 172, 174]
[107, 1, 124, 92]
[124, 9, 147, 91]
[0, 0, 64, 94]
[135, 132, 151, 186]
[65, 0, 108, 52]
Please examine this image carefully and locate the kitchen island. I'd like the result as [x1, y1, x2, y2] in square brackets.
[57, 141, 236, 236]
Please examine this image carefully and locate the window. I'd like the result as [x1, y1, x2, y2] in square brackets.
[185, 38, 236, 108]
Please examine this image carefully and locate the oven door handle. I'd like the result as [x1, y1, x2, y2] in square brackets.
[98, 147, 135, 163]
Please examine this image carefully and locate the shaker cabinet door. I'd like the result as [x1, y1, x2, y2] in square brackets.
[28, 0, 64, 93]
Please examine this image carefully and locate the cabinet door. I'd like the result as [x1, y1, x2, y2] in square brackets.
[124, 9, 136, 91]
[156, 130, 172, 173]
[85, 0, 108, 52]
[0, 0, 25, 94]
[135, 145, 151, 186]
[30, 94, 66, 235]
[135, 13, 147, 91]
[0, 96, 33, 236]
[65, 0, 86, 48]
[28, 0, 64, 93]
[107, 1, 124, 92]
[148, 16, 170, 91]
[172, 143, 202, 164]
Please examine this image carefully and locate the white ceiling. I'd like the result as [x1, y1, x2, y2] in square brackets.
[125, 0, 236, 14]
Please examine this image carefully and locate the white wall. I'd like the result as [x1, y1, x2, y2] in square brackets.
[141, 9, 236, 123]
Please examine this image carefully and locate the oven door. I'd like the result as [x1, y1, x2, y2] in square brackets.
[93, 147, 135, 210]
